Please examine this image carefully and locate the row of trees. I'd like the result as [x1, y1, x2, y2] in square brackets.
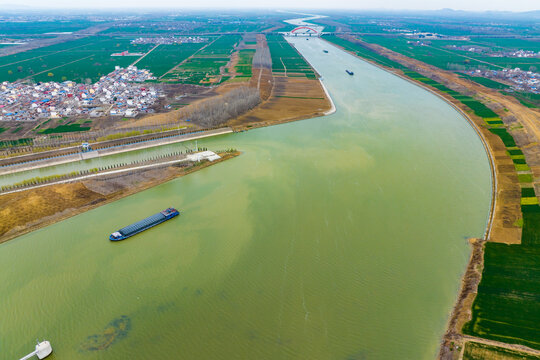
[253, 46, 272, 69]
[182, 86, 261, 128]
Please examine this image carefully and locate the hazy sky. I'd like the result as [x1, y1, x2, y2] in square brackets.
[3, 0, 539, 11]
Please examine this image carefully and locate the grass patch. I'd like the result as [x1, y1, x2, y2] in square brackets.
[489, 128, 517, 147]
[521, 197, 539, 206]
[462, 237, 540, 348]
[518, 174, 534, 183]
[464, 341, 540, 360]
[0, 138, 33, 149]
[522, 188, 537, 197]
[515, 164, 531, 171]
[508, 149, 524, 156]
[39, 123, 90, 134]
[460, 74, 510, 90]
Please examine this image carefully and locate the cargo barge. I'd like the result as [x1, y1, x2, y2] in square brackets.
[109, 208, 179, 241]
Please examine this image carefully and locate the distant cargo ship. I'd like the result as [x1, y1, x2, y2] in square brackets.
[109, 208, 180, 241]
[323, 49, 329, 53]
[346, 70, 354, 75]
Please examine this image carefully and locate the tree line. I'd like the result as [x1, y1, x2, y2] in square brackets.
[180, 86, 261, 128]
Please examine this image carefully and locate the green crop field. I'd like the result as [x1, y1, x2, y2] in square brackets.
[136, 43, 207, 77]
[505, 92, 540, 108]
[101, 26, 172, 34]
[359, 35, 540, 72]
[0, 138, 33, 149]
[235, 49, 255, 77]
[459, 74, 510, 90]
[0, 37, 153, 83]
[193, 23, 267, 33]
[162, 35, 240, 84]
[462, 209, 540, 349]
[0, 20, 95, 34]
[39, 123, 91, 134]
[267, 35, 317, 78]
[470, 37, 540, 52]
[463, 341, 540, 360]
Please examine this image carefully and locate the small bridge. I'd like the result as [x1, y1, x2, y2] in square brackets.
[289, 26, 319, 36]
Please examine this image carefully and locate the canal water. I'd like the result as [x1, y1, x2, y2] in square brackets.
[0, 37, 491, 359]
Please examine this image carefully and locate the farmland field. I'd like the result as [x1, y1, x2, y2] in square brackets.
[470, 37, 540, 52]
[462, 217, 540, 350]
[267, 35, 317, 78]
[162, 35, 241, 84]
[234, 49, 255, 78]
[0, 20, 95, 34]
[0, 37, 153, 83]
[359, 35, 540, 72]
[459, 74, 510, 90]
[136, 43, 207, 77]
[463, 341, 540, 360]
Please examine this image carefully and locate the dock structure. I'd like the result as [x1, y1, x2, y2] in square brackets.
[18, 340, 52, 360]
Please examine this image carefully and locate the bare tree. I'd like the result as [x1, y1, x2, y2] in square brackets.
[182, 87, 260, 128]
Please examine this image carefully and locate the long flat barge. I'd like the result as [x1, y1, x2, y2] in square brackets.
[109, 208, 180, 241]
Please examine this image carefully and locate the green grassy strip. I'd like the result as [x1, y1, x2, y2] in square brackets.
[463, 341, 540, 360]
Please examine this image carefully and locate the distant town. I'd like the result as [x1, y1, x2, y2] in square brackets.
[131, 36, 208, 45]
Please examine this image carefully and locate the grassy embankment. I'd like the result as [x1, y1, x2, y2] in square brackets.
[324, 34, 540, 353]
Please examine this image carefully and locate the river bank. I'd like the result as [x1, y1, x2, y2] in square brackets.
[0, 151, 239, 244]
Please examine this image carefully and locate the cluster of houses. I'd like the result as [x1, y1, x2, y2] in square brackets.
[403, 32, 470, 40]
[467, 68, 539, 93]
[131, 36, 208, 45]
[0, 66, 162, 121]
[447, 44, 540, 58]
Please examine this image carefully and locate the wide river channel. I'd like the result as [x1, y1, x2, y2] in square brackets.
[1, 37, 491, 359]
